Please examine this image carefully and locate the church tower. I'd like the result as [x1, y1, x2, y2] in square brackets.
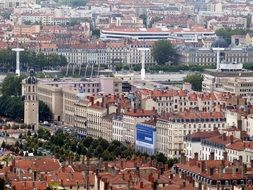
[24, 69, 39, 130]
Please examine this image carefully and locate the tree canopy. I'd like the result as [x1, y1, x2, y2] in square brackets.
[0, 74, 53, 122]
[184, 73, 203, 91]
[215, 28, 252, 45]
[39, 101, 53, 122]
[1, 74, 25, 96]
[152, 40, 177, 65]
[58, 0, 86, 7]
[0, 49, 67, 72]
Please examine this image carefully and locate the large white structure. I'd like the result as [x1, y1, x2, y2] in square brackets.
[137, 48, 150, 80]
[12, 48, 24, 76]
[100, 27, 216, 42]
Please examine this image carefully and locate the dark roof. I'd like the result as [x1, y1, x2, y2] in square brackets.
[26, 69, 37, 84]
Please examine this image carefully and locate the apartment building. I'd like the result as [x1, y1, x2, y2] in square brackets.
[122, 109, 157, 144]
[62, 88, 78, 125]
[112, 115, 124, 142]
[36, 82, 63, 121]
[202, 68, 253, 102]
[74, 98, 90, 137]
[176, 153, 252, 190]
[141, 89, 229, 115]
[184, 130, 220, 160]
[201, 133, 240, 160]
[48, 41, 154, 66]
[156, 111, 227, 158]
[101, 113, 115, 142]
[86, 101, 108, 138]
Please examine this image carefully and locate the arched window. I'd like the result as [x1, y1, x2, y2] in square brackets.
[28, 86, 31, 92]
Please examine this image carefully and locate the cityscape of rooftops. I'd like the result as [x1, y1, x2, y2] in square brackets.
[1, 0, 253, 189]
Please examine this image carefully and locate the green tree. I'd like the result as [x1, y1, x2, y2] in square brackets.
[39, 101, 53, 122]
[152, 40, 177, 65]
[101, 149, 113, 161]
[139, 14, 147, 27]
[92, 29, 100, 38]
[148, 16, 162, 28]
[215, 28, 251, 45]
[155, 153, 167, 164]
[1, 74, 25, 96]
[184, 73, 203, 91]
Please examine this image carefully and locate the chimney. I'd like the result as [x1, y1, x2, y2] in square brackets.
[154, 116, 157, 123]
[153, 180, 157, 190]
[180, 153, 186, 164]
[90, 96, 94, 105]
[140, 181, 144, 188]
[239, 156, 243, 165]
[230, 135, 234, 144]
[223, 151, 228, 161]
[148, 173, 153, 182]
[219, 159, 225, 178]
[241, 163, 247, 177]
[232, 160, 237, 176]
[106, 103, 109, 115]
[208, 168, 214, 176]
[238, 120, 242, 130]
[222, 133, 227, 141]
[209, 152, 215, 160]
[200, 161, 206, 173]
[194, 152, 198, 160]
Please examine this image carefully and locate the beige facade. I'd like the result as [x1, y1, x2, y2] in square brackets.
[23, 76, 39, 128]
[37, 83, 63, 121]
[13, 25, 40, 35]
[156, 111, 226, 158]
[101, 114, 114, 142]
[202, 70, 253, 102]
[62, 88, 78, 125]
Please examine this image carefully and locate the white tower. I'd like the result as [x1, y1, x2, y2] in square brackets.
[138, 48, 150, 80]
[212, 47, 225, 70]
[11, 48, 24, 76]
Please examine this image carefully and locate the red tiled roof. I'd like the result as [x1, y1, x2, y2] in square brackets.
[15, 157, 61, 172]
[12, 181, 48, 190]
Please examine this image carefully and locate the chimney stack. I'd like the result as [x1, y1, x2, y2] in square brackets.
[223, 151, 228, 161]
[194, 152, 198, 160]
[200, 161, 206, 173]
[140, 181, 144, 189]
[239, 156, 243, 165]
[222, 133, 227, 141]
[230, 135, 234, 144]
[209, 152, 215, 160]
[250, 160, 253, 168]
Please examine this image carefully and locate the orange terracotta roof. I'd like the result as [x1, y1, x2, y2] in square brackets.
[12, 181, 48, 190]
